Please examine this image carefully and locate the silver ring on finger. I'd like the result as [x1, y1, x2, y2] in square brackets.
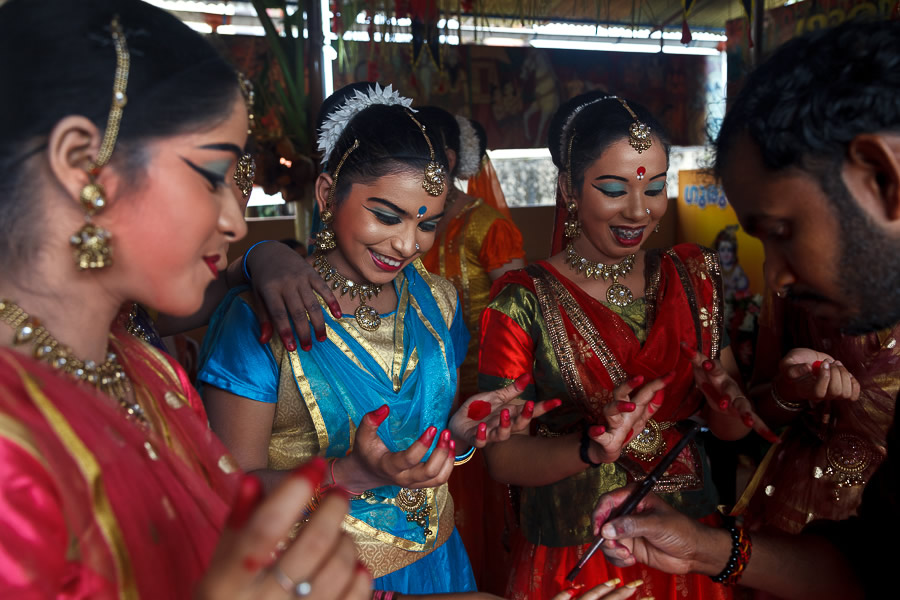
[272, 565, 313, 597]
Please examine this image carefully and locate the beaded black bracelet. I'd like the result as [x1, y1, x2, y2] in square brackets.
[710, 517, 752, 585]
[579, 426, 603, 468]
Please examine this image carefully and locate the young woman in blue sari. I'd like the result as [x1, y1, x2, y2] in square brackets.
[199, 83, 558, 595]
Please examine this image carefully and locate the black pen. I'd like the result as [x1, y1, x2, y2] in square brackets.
[565, 420, 703, 582]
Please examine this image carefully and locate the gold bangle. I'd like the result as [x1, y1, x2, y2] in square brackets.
[453, 446, 476, 466]
[770, 383, 804, 412]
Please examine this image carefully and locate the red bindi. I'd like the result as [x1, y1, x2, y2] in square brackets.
[467, 400, 492, 420]
[636, 166, 646, 180]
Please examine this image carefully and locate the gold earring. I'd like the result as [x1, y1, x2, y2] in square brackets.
[316, 139, 359, 253]
[564, 200, 581, 240]
[71, 15, 129, 270]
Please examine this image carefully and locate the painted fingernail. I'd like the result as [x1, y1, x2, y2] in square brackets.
[300, 341, 312, 352]
[522, 401, 535, 419]
[290, 456, 327, 490]
[742, 413, 754, 428]
[316, 331, 327, 342]
[618, 401, 636, 412]
[419, 426, 438, 446]
[437, 429, 451, 449]
[627, 374, 644, 388]
[702, 360, 715, 372]
[661, 370, 677, 385]
[258, 321, 273, 344]
[625, 579, 645, 589]
[226, 474, 264, 529]
[467, 399, 491, 420]
[650, 390, 665, 406]
[603, 577, 621, 587]
[449, 440, 456, 452]
[718, 396, 730, 410]
[329, 302, 343, 318]
[500, 409, 511, 427]
[544, 398, 563, 410]
[369, 404, 390, 426]
[514, 373, 533, 391]
[679, 342, 697, 359]
[811, 360, 823, 373]
[589, 425, 606, 437]
[624, 429, 634, 443]
[476, 422, 487, 441]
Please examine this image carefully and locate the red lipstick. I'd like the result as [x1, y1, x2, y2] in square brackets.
[369, 250, 402, 272]
[203, 255, 220, 277]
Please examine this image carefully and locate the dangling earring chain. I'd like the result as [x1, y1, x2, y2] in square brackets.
[0, 299, 144, 426]
[564, 243, 637, 307]
[313, 254, 383, 332]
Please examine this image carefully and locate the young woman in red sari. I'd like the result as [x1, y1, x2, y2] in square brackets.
[478, 95, 774, 599]
[0, 1, 370, 597]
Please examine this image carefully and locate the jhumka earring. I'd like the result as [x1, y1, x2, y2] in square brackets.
[234, 73, 257, 200]
[71, 16, 130, 270]
[405, 110, 445, 197]
[563, 132, 580, 240]
[316, 139, 359, 253]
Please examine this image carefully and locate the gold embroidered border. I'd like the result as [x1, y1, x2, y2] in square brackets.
[701, 248, 724, 359]
[0, 409, 49, 472]
[666, 250, 704, 352]
[6, 356, 139, 598]
[528, 266, 587, 404]
[408, 294, 449, 367]
[342, 486, 440, 552]
[643, 249, 663, 330]
[287, 350, 330, 453]
[457, 200, 482, 323]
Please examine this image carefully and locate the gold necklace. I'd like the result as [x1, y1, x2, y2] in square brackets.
[313, 253, 384, 331]
[564, 243, 636, 307]
[0, 299, 144, 425]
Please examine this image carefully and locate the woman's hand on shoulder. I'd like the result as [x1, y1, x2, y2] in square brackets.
[587, 373, 671, 464]
[334, 405, 455, 491]
[776, 348, 860, 407]
[242, 241, 341, 353]
[448, 374, 562, 448]
[195, 458, 371, 600]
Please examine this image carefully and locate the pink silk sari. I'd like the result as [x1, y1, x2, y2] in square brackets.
[0, 324, 239, 599]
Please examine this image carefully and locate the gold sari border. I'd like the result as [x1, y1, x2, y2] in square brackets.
[287, 349, 330, 453]
[643, 249, 663, 330]
[701, 247, 724, 358]
[666, 250, 704, 352]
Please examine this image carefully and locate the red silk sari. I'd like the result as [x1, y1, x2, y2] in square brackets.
[0, 324, 239, 598]
[479, 244, 730, 600]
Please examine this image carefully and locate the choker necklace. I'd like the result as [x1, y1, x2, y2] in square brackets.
[564, 243, 636, 307]
[313, 253, 384, 331]
[0, 299, 143, 425]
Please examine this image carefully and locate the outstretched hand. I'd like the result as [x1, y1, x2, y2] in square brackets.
[777, 348, 860, 406]
[196, 458, 371, 600]
[244, 241, 342, 353]
[332, 405, 455, 492]
[448, 374, 562, 447]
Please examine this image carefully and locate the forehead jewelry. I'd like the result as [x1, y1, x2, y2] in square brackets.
[405, 110, 445, 197]
[615, 98, 652, 154]
[637, 166, 646, 180]
[416, 206, 427, 219]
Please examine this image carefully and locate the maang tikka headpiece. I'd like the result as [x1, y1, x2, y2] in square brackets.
[71, 15, 129, 270]
[404, 109, 445, 197]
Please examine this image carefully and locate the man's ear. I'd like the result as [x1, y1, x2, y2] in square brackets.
[844, 133, 900, 224]
[46, 116, 103, 203]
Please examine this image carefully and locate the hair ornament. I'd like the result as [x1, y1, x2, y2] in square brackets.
[454, 115, 481, 179]
[405, 109, 445, 197]
[614, 97, 652, 153]
[559, 95, 615, 164]
[317, 83, 413, 167]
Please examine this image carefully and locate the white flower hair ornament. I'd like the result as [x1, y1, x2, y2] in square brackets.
[454, 115, 482, 180]
[317, 83, 414, 167]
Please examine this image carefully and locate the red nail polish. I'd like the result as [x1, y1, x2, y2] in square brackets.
[316, 332, 327, 342]
[467, 399, 491, 420]
[648, 403, 656, 415]
[329, 302, 343, 318]
[624, 429, 634, 444]
[662, 370, 677, 385]
[812, 360, 823, 374]
[514, 373, 533, 391]
[742, 414, 754, 428]
[500, 408, 511, 427]
[368, 404, 390, 426]
[300, 341, 312, 352]
[702, 360, 715, 372]
[545, 398, 563, 410]
[627, 374, 644, 388]
[419, 426, 438, 446]
[258, 322, 273, 344]
[589, 425, 606, 437]
[618, 401, 636, 412]
[760, 428, 780, 444]
[680, 342, 697, 359]
[449, 440, 456, 452]
[226, 474, 264, 529]
[290, 456, 327, 490]
[522, 401, 535, 419]
[650, 390, 665, 406]
[284, 339, 298, 352]
[476, 422, 487, 441]
[718, 396, 730, 410]
[441, 429, 451, 442]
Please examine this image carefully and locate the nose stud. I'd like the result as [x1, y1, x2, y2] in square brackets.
[415, 243, 420, 251]
[645, 208, 651, 215]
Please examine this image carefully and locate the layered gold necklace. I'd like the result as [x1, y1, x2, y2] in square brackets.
[0, 299, 144, 425]
[313, 253, 384, 331]
[564, 243, 637, 307]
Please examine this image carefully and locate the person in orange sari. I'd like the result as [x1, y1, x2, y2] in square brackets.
[417, 107, 526, 594]
[478, 94, 774, 600]
[735, 289, 894, 535]
[0, 1, 371, 597]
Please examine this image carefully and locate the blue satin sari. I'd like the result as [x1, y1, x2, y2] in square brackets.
[198, 261, 475, 593]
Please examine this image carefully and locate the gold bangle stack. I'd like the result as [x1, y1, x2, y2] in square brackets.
[770, 383, 804, 412]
